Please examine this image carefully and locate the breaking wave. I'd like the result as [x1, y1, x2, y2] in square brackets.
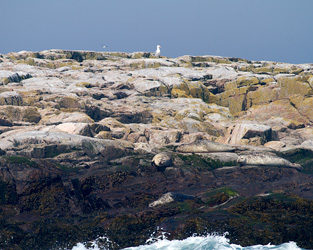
[71, 233, 306, 250]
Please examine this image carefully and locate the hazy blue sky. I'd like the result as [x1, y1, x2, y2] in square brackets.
[1, 0, 313, 63]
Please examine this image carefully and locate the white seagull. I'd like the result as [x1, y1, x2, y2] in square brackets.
[155, 45, 161, 57]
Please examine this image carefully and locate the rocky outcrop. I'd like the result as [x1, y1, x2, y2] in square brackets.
[220, 123, 275, 146]
[0, 91, 23, 105]
[0, 50, 313, 249]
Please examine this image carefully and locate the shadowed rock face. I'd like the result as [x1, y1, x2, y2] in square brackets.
[0, 50, 313, 249]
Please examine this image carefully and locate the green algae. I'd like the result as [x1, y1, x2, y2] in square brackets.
[279, 148, 313, 174]
[177, 154, 237, 171]
[56, 163, 81, 174]
[253, 67, 274, 74]
[129, 62, 145, 69]
[76, 82, 93, 88]
[57, 96, 82, 110]
[190, 56, 233, 64]
[200, 187, 239, 207]
[4, 156, 39, 168]
[236, 76, 260, 87]
[22, 107, 41, 123]
[2, 77, 10, 85]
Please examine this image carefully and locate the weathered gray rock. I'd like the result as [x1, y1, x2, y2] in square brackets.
[0, 106, 41, 124]
[300, 140, 313, 148]
[264, 141, 286, 150]
[39, 112, 94, 125]
[55, 123, 93, 137]
[149, 129, 183, 147]
[21, 77, 68, 93]
[0, 70, 32, 84]
[180, 132, 216, 144]
[0, 130, 133, 160]
[221, 123, 275, 146]
[131, 67, 212, 82]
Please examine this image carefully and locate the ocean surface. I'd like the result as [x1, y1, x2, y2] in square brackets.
[71, 234, 307, 250]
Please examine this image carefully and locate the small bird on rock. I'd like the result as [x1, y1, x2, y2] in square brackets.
[155, 45, 161, 57]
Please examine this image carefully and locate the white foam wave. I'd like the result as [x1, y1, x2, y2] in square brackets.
[123, 234, 303, 250]
[71, 234, 305, 250]
[71, 236, 113, 250]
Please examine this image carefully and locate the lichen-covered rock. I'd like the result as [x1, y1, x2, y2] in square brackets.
[0, 70, 32, 85]
[132, 79, 170, 97]
[171, 80, 211, 102]
[0, 91, 23, 105]
[57, 96, 82, 110]
[239, 99, 309, 126]
[246, 85, 280, 108]
[0, 106, 41, 124]
[278, 76, 313, 98]
[236, 76, 260, 87]
[95, 130, 113, 139]
[215, 86, 249, 114]
[290, 96, 313, 123]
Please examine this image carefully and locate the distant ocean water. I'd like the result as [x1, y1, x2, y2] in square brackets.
[71, 234, 307, 250]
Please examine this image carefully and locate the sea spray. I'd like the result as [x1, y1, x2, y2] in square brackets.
[71, 236, 116, 250]
[123, 235, 304, 250]
[71, 234, 306, 250]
